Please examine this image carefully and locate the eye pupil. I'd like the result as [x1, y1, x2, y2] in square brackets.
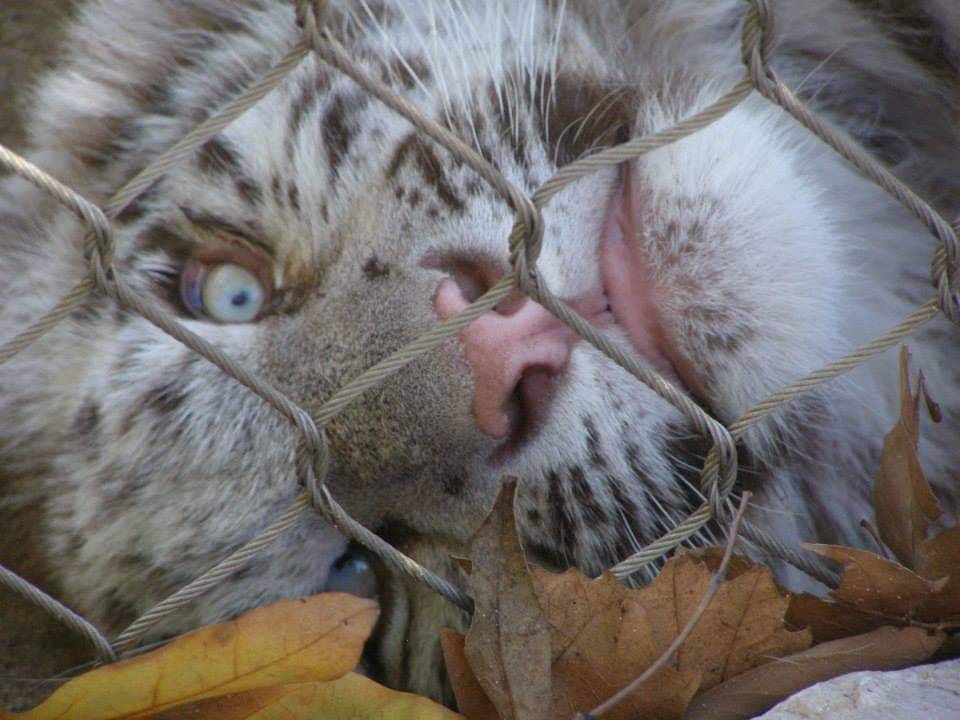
[231, 290, 249, 307]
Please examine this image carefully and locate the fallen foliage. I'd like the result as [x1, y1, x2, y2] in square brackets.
[685, 626, 945, 720]
[4, 346, 955, 720]
[463, 479, 552, 720]
[1, 594, 380, 720]
[141, 673, 461, 720]
[444, 347, 958, 720]
[873, 348, 944, 570]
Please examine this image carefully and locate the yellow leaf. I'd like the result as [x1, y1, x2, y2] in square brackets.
[140, 674, 464, 720]
[8, 594, 378, 720]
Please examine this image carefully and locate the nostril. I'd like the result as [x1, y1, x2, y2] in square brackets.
[449, 265, 487, 304]
[499, 364, 561, 451]
[514, 364, 560, 443]
[422, 253, 504, 307]
[504, 382, 525, 441]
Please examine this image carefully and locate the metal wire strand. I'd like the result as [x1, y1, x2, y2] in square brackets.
[0, 0, 954, 670]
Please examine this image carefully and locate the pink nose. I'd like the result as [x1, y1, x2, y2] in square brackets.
[434, 276, 581, 439]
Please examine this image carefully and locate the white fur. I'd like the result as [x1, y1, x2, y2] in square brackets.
[1, 0, 957, 704]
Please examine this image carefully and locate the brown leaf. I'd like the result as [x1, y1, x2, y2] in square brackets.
[550, 598, 699, 720]
[916, 526, 960, 621]
[637, 555, 810, 690]
[525, 567, 696, 719]
[789, 544, 951, 642]
[529, 567, 632, 664]
[786, 592, 887, 644]
[464, 478, 552, 720]
[873, 347, 943, 569]
[525, 554, 806, 719]
[5, 594, 378, 720]
[806, 543, 944, 615]
[685, 626, 946, 720]
[683, 548, 757, 580]
[440, 629, 501, 720]
[142, 674, 464, 720]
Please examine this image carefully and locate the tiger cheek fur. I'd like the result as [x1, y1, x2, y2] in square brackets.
[1, 0, 959, 706]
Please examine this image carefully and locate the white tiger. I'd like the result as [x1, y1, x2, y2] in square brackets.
[0, 0, 957, 707]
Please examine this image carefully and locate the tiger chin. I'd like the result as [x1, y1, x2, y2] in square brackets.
[1, 0, 958, 708]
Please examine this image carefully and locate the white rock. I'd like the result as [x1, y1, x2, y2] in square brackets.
[755, 659, 960, 720]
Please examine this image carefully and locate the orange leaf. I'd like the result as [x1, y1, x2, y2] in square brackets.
[141, 673, 463, 720]
[6, 594, 377, 720]
[873, 347, 943, 569]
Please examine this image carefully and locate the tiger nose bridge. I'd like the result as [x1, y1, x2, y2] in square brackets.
[434, 277, 578, 439]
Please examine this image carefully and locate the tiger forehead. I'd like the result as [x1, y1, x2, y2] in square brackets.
[175, 56, 631, 284]
[149, 0, 631, 283]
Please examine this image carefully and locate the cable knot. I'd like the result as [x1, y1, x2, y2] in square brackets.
[294, 418, 334, 524]
[80, 214, 118, 298]
[507, 195, 545, 301]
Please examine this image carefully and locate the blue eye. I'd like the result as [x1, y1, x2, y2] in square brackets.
[182, 262, 266, 323]
[324, 550, 378, 599]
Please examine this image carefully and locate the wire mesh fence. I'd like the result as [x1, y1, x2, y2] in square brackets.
[0, 0, 957, 682]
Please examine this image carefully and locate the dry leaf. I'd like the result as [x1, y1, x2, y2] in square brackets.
[141, 673, 464, 719]
[535, 570, 699, 720]
[786, 593, 885, 644]
[807, 544, 944, 614]
[527, 554, 806, 719]
[529, 567, 632, 665]
[874, 347, 943, 569]
[464, 478, 552, 720]
[916, 526, 960, 621]
[441, 629, 500, 720]
[788, 544, 949, 642]
[638, 555, 810, 690]
[3, 594, 377, 720]
[686, 625, 946, 720]
[683, 548, 758, 580]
